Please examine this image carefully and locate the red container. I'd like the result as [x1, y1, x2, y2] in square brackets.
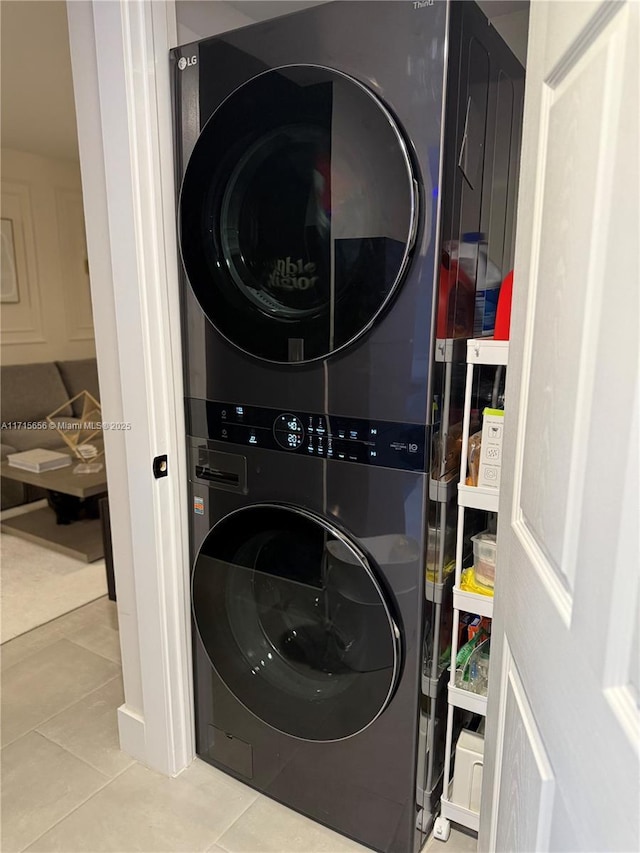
[494, 270, 513, 340]
[436, 251, 475, 339]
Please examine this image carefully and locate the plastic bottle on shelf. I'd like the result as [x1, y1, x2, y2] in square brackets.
[436, 240, 476, 339]
[457, 232, 503, 338]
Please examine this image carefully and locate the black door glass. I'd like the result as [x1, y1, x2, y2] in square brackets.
[192, 505, 401, 741]
[180, 66, 418, 362]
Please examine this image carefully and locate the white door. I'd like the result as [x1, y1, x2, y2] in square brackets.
[480, 2, 639, 851]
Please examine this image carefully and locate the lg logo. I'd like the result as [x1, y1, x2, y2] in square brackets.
[178, 55, 197, 70]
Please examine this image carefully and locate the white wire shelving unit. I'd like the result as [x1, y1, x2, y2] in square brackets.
[433, 338, 508, 842]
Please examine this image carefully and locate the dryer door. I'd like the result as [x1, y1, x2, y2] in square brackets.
[192, 504, 402, 741]
[180, 65, 418, 363]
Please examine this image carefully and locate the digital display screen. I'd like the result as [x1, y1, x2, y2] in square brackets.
[274, 414, 304, 449]
[186, 399, 427, 472]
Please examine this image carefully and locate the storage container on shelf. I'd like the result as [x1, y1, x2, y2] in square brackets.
[471, 531, 497, 587]
[456, 635, 491, 695]
[426, 521, 456, 574]
[451, 729, 485, 813]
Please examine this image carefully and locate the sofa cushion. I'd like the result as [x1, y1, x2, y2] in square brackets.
[0, 442, 17, 461]
[1, 427, 68, 453]
[1, 363, 72, 424]
[56, 360, 100, 417]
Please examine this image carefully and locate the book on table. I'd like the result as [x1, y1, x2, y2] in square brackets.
[7, 448, 72, 473]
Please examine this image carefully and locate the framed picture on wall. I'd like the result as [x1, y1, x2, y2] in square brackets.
[1, 217, 20, 303]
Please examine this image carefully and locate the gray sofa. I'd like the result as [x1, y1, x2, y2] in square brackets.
[1, 359, 100, 508]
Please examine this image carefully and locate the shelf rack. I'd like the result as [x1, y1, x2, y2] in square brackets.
[416, 337, 470, 832]
[434, 338, 508, 843]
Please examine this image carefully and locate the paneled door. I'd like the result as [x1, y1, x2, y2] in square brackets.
[480, 2, 639, 851]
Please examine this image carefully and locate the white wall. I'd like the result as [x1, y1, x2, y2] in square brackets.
[174, 0, 327, 45]
[476, 1, 530, 67]
[0, 1, 79, 162]
[1, 149, 96, 365]
[175, 0, 254, 43]
[490, 10, 530, 67]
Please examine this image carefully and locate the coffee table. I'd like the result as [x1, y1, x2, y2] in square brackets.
[1, 452, 108, 563]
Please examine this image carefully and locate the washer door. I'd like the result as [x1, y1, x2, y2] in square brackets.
[180, 65, 418, 363]
[192, 504, 402, 741]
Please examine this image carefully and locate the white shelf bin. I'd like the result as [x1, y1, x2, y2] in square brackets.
[440, 795, 480, 833]
[448, 684, 488, 716]
[425, 571, 454, 604]
[458, 483, 500, 512]
[435, 337, 467, 363]
[466, 338, 509, 366]
[429, 476, 457, 503]
[421, 667, 449, 700]
[453, 586, 494, 618]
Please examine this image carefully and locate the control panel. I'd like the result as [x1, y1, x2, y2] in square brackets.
[186, 399, 427, 472]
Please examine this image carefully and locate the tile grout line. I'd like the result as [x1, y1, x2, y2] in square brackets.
[63, 632, 122, 666]
[1, 629, 65, 674]
[1, 593, 110, 650]
[205, 791, 262, 852]
[1, 665, 122, 750]
[17, 760, 137, 853]
[33, 674, 133, 776]
[210, 792, 373, 853]
[1, 599, 115, 673]
[29, 729, 114, 781]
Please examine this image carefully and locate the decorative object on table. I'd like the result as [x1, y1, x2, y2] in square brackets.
[74, 443, 104, 474]
[0, 218, 20, 303]
[7, 448, 72, 473]
[47, 390, 105, 473]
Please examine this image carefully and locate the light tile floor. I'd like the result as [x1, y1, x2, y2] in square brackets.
[1, 597, 477, 853]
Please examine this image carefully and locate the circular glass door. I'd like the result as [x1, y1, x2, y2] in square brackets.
[192, 504, 402, 741]
[180, 65, 418, 363]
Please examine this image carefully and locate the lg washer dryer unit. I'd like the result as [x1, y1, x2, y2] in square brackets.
[179, 65, 418, 365]
[173, 0, 448, 425]
[173, 3, 526, 852]
[192, 503, 401, 743]
[187, 408, 428, 853]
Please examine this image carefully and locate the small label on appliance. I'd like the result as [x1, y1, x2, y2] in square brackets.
[193, 496, 204, 515]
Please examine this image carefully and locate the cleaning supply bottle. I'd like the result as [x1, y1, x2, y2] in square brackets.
[436, 240, 475, 339]
[458, 233, 502, 337]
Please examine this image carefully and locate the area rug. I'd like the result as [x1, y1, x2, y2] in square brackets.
[0, 533, 107, 643]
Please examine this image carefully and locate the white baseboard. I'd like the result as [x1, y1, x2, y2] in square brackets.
[117, 704, 146, 764]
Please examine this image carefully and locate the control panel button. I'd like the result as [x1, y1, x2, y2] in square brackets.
[274, 414, 305, 450]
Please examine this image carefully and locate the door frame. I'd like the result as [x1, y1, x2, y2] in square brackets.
[67, 0, 194, 774]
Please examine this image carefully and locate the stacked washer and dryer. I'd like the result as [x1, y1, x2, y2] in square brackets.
[171, 2, 524, 851]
